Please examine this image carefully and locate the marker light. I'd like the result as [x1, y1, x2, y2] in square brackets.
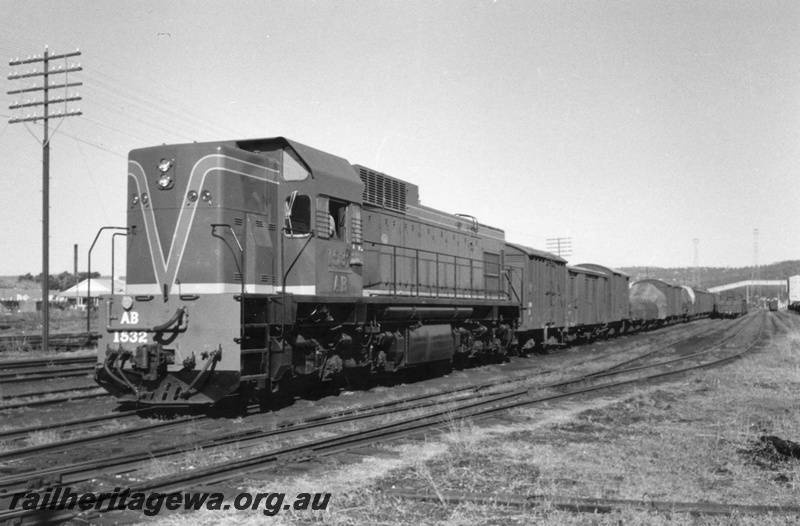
[187, 190, 198, 202]
[201, 190, 212, 203]
[121, 296, 134, 310]
[141, 193, 149, 205]
[132, 194, 139, 205]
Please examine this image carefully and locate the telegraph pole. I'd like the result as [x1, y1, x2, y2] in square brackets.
[7, 47, 82, 352]
[546, 237, 572, 258]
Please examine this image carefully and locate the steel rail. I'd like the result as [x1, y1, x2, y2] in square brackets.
[0, 332, 99, 353]
[0, 391, 107, 412]
[1, 385, 102, 401]
[386, 488, 800, 517]
[0, 355, 95, 370]
[0, 409, 145, 442]
[0, 366, 92, 383]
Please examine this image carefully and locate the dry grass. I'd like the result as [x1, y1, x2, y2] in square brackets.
[26, 428, 62, 446]
[142, 443, 244, 480]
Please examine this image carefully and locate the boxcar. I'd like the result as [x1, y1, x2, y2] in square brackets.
[691, 288, 716, 319]
[504, 243, 567, 349]
[714, 293, 748, 318]
[566, 265, 609, 339]
[576, 263, 630, 335]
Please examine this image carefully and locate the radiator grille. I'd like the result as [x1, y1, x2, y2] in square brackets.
[356, 165, 406, 213]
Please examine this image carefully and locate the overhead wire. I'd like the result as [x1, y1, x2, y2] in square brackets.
[66, 118, 111, 223]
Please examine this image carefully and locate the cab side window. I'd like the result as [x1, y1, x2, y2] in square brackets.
[316, 196, 348, 241]
[285, 192, 311, 236]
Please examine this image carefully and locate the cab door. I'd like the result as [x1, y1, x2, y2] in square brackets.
[315, 196, 363, 296]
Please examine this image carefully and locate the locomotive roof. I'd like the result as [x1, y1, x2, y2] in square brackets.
[505, 242, 567, 263]
[236, 137, 362, 185]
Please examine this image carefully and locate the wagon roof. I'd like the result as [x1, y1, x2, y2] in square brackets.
[574, 263, 631, 278]
[567, 265, 608, 278]
[631, 278, 682, 290]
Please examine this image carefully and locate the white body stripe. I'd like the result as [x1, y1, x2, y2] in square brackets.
[128, 154, 279, 292]
[126, 283, 316, 295]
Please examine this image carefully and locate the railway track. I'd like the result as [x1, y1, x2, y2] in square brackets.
[0, 355, 103, 411]
[0, 365, 94, 384]
[0, 332, 99, 353]
[0, 312, 764, 525]
[0, 355, 95, 370]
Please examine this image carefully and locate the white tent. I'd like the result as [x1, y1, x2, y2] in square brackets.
[57, 278, 125, 305]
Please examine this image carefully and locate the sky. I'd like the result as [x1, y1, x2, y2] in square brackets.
[0, 0, 798, 278]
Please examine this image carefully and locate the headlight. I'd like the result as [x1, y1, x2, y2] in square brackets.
[158, 158, 173, 173]
[121, 296, 134, 310]
[158, 172, 174, 190]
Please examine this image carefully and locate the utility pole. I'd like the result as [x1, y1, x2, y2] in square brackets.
[752, 228, 759, 304]
[8, 47, 82, 351]
[692, 238, 699, 287]
[546, 237, 572, 258]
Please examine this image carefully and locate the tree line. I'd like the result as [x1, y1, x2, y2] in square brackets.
[17, 271, 101, 292]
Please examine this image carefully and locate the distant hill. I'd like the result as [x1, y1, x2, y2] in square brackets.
[618, 260, 800, 290]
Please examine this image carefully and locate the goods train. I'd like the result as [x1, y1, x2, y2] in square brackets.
[95, 137, 742, 407]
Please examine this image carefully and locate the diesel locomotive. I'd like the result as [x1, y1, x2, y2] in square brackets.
[95, 136, 734, 407]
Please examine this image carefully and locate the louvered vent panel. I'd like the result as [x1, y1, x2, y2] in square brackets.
[357, 166, 406, 213]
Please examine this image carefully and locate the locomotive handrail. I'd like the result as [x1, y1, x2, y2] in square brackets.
[211, 223, 246, 345]
[364, 240, 515, 301]
[275, 227, 316, 342]
[106, 305, 188, 333]
[152, 307, 187, 332]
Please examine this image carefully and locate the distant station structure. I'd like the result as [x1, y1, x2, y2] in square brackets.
[709, 278, 792, 311]
[707, 280, 787, 293]
[788, 275, 800, 313]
